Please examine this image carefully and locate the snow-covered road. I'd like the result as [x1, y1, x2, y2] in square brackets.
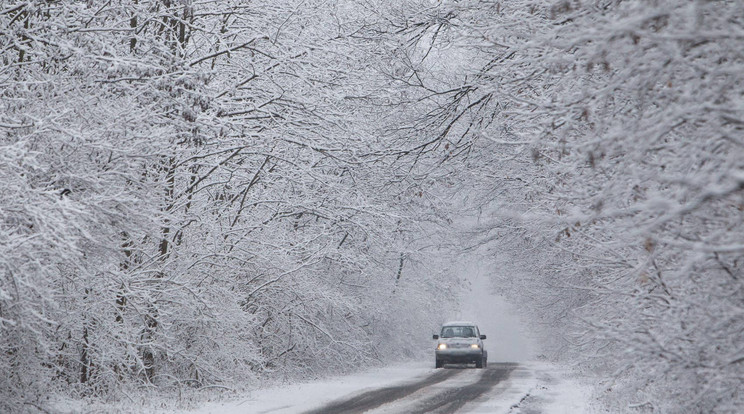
[305, 363, 515, 414]
[185, 360, 595, 414]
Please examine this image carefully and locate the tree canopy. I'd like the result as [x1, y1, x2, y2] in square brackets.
[2, 0, 742, 412]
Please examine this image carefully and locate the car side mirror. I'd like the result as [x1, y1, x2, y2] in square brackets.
[433, 334, 439, 340]
[480, 334, 486, 340]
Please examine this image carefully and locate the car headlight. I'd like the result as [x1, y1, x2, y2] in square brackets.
[470, 344, 480, 349]
[437, 343, 447, 350]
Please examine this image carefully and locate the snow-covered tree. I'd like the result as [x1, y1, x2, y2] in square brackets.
[397, 0, 744, 411]
[1, 1, 458, 410]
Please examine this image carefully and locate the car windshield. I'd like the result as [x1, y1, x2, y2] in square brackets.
[441, 326, 476, 338]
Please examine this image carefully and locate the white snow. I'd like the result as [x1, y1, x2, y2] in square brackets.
[175, 360, 595, 414]
[179, 361, 434, 414]
[465, 361, 596, 414]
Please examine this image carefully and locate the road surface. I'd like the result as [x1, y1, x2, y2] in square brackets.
[178, 360, 593, 414]
[303, 363, 517, 414]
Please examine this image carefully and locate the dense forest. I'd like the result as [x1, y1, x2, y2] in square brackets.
[2, 0, 742, 412]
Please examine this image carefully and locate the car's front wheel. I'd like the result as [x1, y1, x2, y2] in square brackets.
[435, 359, 443, 369]
[475, 356, 485, 369]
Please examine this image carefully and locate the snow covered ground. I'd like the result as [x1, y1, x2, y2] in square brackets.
[180, 361, 432, 414]
[471, 362, 596, 414]
[176, 360, 596, 414]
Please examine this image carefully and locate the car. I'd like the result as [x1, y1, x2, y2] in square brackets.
[433, 321, 487, 369]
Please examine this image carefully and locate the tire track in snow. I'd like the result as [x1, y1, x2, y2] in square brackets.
[404, 363, 517, 414]
[304, 363, 516, 414]
[302, 368, 461, 414]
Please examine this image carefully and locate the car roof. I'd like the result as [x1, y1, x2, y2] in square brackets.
[442, 321, 477, 327]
